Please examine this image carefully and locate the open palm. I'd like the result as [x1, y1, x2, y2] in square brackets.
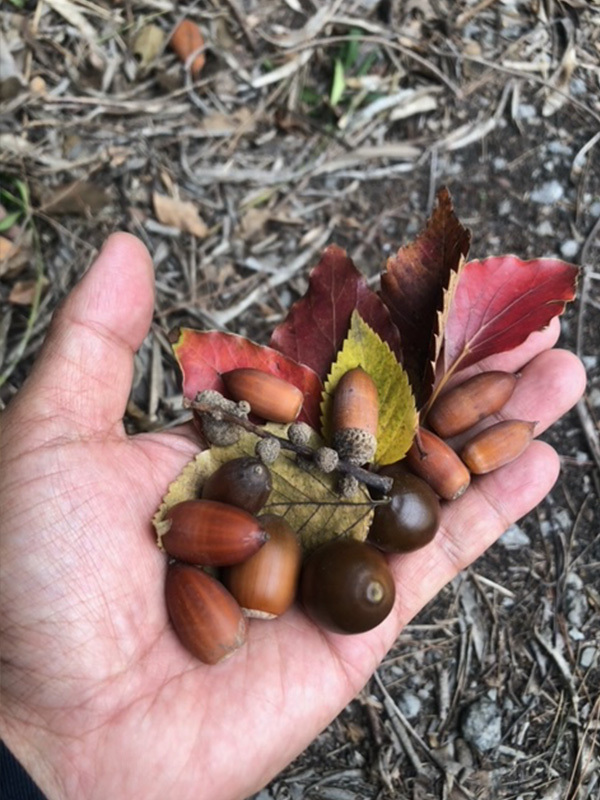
[0, 234, 585, 800]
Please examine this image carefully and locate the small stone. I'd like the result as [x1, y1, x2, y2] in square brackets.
[461, 697, 502, 753]
[530, 180, 564, 205]
[536, 220, 554, 237]
[499, 524, 531, 550]
[398, 692, 421, 720]
[498, 199, 512, 216]
[560, 240, 579, 259]
[256, 436, 281, 465]
[580, 647, 597, 669]
[314, 446, 339, 473]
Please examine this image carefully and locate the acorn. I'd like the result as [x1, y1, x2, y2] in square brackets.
[300, 538, 395, 634]
[165, 563, 247, 665]
[368, 463, 441, 553]
[460, 419, 536, 474]
[427, 371, 518, 438]
[332, 368, 378, 465]
[224, 515, 302, 619]
[161, 500, 268, 566]
[221, 368, 304, 423]
[405, 427, 471, 501]
[202, 457, 272, 514]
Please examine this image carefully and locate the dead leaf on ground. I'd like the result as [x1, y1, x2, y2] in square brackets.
[170, 19, 205, 77]
[153, 192, 209, 238]
[40, 180, 111, 216]
[132, 24, 165, 69]
[9, 278, 47, 305]
[0, 231, 33, 279]
[239, 207, 271, 240]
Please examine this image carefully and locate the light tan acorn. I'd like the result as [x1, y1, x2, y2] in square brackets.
[405, 427, 471, 500]
[332, 367, 379, 464]
[224, 515, 302, 619]
[165, 563, 247, 665]
[427, 371, 518, 438]
[161, 500, 268, 566]
[460, 419, 536, 474]
[221, 368, 303, 423]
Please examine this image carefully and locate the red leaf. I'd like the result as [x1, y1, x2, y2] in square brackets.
[444, 255, 579, 375]
[380, 187, 471, 407]
[172, 328, 323, 428]
[269, 244, 402, 379]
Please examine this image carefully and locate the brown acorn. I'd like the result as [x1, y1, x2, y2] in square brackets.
[162, 500, 268, 566]
[165, 563, 247, 665]
[332, 368, 378, 464]
[368, 463, 441, 553]
[300, 538, 395, 634]
[427, 371, 518, 438]
[202, 457, 272, 514]
[221, 368, 303, 423]
[460, 419, 536, 474]
[224, 515, 302, 618]
[405, 427, 471, 501]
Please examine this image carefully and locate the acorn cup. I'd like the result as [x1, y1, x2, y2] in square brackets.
[300, 538, 395, 634]
[427, 371, 518, 438]
[221, 368, 304, 423]
[165, 563, 247, 665]
[161, 500, 268, 566]
[405, 427, 471, 501]
[224, 515, 302, 619]
[460, 419, 537, 474]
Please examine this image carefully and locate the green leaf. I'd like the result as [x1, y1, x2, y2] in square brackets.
[321, 311, 418, 466]
[0, 211, 22, 232]
[342, 28, 361, 71]
[153, 424, 374, 553]
[330, 58, 346, 106]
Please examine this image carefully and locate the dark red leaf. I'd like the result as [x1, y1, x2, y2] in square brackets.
[172, 328, 323, 428]
[444, 255, 579, 375]
[379, 187, 471, 407]
[269, 244, 402, 379]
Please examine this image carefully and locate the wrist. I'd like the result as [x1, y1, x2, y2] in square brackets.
[1, 704, 68, 800]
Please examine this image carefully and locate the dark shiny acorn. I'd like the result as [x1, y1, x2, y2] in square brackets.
[224, 515, 301, 618]
[300, 539, 395, 634]
[368, 463, 441, 553]
[165, 563, 247, 665]
[427, 371, 518, 438]
[202, 457, 272, 514]
[162, 500, 268, 566]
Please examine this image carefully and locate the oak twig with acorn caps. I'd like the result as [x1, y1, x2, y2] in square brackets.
[184, 393, 394, 495]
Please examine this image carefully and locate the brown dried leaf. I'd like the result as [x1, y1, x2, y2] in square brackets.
[152, 192, 209, 238]
[9, 278, 47, 306]
[40, 181, 111, 217]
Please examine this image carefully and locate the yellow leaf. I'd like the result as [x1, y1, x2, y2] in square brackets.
[321, 311, 417, 466]
[153, 424, 374, 552]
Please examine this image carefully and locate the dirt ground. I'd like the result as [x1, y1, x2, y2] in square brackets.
[1, 2, 599, 799]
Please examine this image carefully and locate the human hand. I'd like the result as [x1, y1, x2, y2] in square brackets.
[0, 233, 586, 800]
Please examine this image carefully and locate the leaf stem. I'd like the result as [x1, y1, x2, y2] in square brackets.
[185, 396, 394, 495]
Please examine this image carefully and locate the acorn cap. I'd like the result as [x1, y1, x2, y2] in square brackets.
[333, 428, 377, 465]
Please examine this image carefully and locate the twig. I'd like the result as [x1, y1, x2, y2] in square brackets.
[184, 397, 394, 495]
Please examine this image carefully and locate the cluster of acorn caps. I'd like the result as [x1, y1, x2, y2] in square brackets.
[160, 366, 534, 665]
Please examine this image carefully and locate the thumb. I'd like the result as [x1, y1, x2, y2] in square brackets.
[12, 232, 154, 439]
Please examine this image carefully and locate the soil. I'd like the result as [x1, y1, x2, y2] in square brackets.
[1, 2, 599, 798]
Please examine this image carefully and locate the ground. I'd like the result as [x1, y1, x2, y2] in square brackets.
[1, 1, 599, 798]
